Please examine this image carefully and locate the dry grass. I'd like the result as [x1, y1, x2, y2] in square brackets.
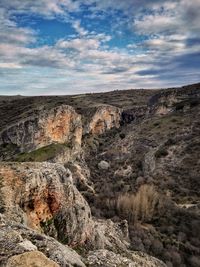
[116, 184, 159, 223]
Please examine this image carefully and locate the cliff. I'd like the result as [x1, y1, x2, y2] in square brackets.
[0, 105, 82, 153]
[148, 85, 200, 115]
[0, 162, 93, 246]
[85, 105, 121, 135]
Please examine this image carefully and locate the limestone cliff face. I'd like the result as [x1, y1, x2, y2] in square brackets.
[148, 86, 200, 116]
[85, 105, 121, 135]
[0, 105, 82, 153]
[0, 162, 93, 246]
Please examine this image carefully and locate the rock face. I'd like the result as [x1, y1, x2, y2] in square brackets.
[92, 219, 130, 253]
[0, 105, 82, 153]
[148, 86, 200, 116]
[66, 162, 95, 193]
[6, 251, 59, 267]
[85, 249, 167, 267]
[0, 214, 86, 267]
[0, 162, 93, 246]
[86, 105, 121, 135]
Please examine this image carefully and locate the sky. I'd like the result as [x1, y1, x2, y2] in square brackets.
[0, 0, 200, 95]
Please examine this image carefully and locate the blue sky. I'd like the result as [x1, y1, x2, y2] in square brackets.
[0, 0, 200, 95]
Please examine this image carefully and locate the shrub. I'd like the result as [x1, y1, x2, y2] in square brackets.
[119, 133, 126, 139]
[151, 239, 163, 255]
[116, 184, 159, 223]
[155, 148, 168, 158]
[189, 256, 200, 267]
[170, 251, 182, 266]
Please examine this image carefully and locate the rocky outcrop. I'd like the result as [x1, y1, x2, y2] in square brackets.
[148, 86, 200, 116]
[0, 105, 82, 153]
[65, 161, 95, 193]
[5, 251, 59, 267]
[85, 105, 121, 135]
[85, 249, 167, 267]
[0, 214, 86, 267]
[0, 214, 167, 267]
[0, 162, 93, 246]
[92, 219, 130, 252]
[86, 249, 135, 267]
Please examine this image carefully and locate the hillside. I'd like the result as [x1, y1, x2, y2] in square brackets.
[0, 83, 200, 267]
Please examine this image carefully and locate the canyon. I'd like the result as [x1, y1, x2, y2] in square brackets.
[0, 83, 200, 267]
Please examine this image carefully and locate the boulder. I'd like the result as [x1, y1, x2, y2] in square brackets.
[6, 251, 59, 267]
[98, 160, 110, 170]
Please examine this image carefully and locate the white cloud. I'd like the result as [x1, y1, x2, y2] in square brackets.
[0, 62, 22, 69]
[0, 0, 80, 17]
[57, 38, 100, 51]
[134, 14, 178, 35]
[72, 20, 88, 36]
[0, 0, 199, 94]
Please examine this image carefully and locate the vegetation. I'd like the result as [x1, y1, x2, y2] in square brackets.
[15, 143, 70, 162]
[155, 148, 168, 158]
[116, 185, 160, 223]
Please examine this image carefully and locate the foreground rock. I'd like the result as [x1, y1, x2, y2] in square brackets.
[6, 251, 59, 267]
[0, 215, 86, 267]
[85, 249, 167, 267]
[0, 214, 167, 267]
[0, 162, 93, 245]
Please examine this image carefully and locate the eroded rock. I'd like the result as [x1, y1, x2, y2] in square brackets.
[0, 162, 93, 246]
[65, 161, 95, 193]
[86, 105, 121, 135]
[6, 251, 59, 267]
[91, 219, 130, 254]
[0, 105, 82, 153]
[0, 214, 86, 267]
[85, 249, 167, 267]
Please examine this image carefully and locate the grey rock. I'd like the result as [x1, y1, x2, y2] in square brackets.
[85, 249, 167, 267]
[98, 160, 110, 170]
[0, 215, 86, 267]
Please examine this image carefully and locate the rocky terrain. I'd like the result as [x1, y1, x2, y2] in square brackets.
[0, 83, 199, 267]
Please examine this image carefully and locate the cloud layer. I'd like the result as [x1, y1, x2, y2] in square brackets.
[0, 0, 199, 95]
